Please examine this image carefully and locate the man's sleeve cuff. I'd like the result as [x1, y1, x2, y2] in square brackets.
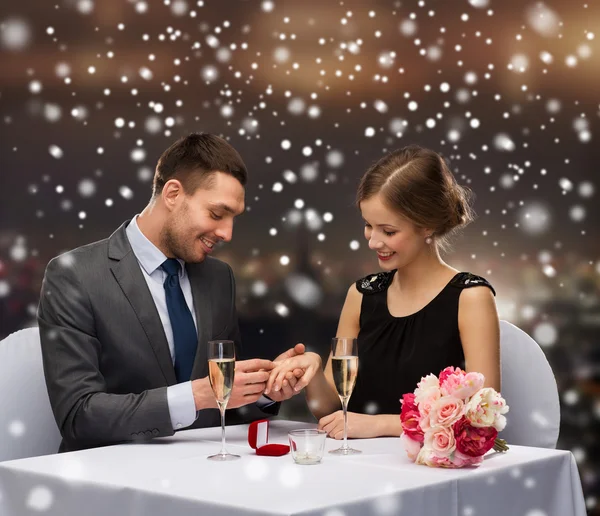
[167, 382, 197, 430]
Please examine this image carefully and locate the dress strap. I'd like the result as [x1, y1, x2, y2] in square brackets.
[449, 272, 496, 296]
[355, 270, 396, 294]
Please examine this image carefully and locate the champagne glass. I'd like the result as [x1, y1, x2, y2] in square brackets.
[207, 340, 240, 461]
[329, 337, 361, 455]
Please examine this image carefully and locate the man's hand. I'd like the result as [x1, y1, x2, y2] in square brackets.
[229, 358, 275, 408]
[192, 358, 274, 410]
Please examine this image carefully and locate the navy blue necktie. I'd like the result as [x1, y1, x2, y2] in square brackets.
[161, 258, 197, 383]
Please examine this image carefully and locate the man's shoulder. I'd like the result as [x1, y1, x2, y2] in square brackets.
[46, 237, 110, 274]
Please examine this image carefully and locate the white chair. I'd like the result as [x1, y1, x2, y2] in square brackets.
[499, 320, 560, 448]
[0, 327, 62, 461]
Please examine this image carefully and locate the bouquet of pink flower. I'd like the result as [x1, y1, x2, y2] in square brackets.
[400, 367, 509, 468]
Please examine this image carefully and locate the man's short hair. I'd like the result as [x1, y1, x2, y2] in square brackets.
[152, 133, 247, 197]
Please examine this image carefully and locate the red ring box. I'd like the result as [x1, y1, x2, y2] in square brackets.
[248, 419, 291, 456]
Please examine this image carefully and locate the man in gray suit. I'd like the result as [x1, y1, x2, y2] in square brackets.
[38, 133, 304, 452]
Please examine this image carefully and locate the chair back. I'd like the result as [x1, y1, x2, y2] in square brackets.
[0, 327, 62, 461]
[500, 320, 560, 448]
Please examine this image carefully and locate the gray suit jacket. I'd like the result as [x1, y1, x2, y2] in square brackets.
[37, 221, 276, 452]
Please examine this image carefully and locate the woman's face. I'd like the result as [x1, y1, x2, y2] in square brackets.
[360, 193, 430, 271]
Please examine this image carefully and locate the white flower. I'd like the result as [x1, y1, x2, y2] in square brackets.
[465, 388, 509, 430]
[401, 433, 422, 462]
[414, 374, 441, 407]
[415, 444, 454, 467]
[494, 414, 507, 432]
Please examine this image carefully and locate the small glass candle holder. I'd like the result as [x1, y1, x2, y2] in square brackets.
[288, 429, 327, 465]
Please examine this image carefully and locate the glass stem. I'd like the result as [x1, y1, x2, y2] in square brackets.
[218, 402, 227, 455]
[341, 396, 349, 449]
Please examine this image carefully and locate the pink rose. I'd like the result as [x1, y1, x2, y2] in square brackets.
[444, 372, 485, 399]
[424, 426, 456, 457]
[430, 455, 454, 468]
[414, 374, 442, 408]
[439, 367, 485, 400]
[416, 446, 454, 468]
[416, 386, 443, 433]
[401, 433, 422, 462]
[400, 393, 417, 416]
[415, 447, 484, 468]
[418, 397, 435, 432]
[429, 396, 464, 428]
[452, 449, 484, 468]
[453, 417, 498, 457]
[439, 366, 465, 386]
[400, 393, 424, 442]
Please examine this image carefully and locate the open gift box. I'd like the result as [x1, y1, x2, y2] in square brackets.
[247, 419, 290, 456]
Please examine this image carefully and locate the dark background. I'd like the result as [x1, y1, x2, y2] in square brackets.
[1, 0, 598, 511]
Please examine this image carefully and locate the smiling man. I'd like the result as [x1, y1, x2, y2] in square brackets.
[38, 133, 303, 452]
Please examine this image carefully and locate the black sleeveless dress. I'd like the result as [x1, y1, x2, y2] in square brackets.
[347, 271, 495, 415]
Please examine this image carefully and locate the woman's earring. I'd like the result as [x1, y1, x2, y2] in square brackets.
[425, 236, 433, 245]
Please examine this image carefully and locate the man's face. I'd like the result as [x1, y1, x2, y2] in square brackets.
[161, 171, 245, 263]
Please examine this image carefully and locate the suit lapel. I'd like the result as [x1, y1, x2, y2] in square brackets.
[187, 262, 212, 379]
[108, 222, 177, 385]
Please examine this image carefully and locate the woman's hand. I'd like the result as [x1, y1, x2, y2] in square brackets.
[318, 411, 384, 439]
[264, 352, 322, 396]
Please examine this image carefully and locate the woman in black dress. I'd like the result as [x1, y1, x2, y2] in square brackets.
[265, 145, 500, 439]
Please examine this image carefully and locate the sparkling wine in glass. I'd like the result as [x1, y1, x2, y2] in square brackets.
[207, 340, 240, 461]
[329, 337, 361, 455]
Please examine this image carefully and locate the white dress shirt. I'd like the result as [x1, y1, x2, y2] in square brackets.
[125, 216, 275, 431]
[126, 216, 197, 431]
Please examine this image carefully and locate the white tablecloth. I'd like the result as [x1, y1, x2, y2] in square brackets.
[0, 420, 586, 516]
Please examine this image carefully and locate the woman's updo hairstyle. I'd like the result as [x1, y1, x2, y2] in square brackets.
[356, 145, 474, 252]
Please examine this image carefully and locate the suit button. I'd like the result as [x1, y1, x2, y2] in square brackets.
[152, 429, 159, 436]
[145, 430, 152, 437]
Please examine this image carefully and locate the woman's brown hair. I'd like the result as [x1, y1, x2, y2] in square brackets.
[356, 145, 474, 252]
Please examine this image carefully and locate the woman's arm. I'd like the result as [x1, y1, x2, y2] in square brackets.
[318, 412, 402, 439]
[458, 286, 501, 391]
[310, 283, 405, 437]
[305, 283, 363, 419]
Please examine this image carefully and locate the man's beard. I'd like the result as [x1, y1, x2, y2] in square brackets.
[161, 223, 205, 264]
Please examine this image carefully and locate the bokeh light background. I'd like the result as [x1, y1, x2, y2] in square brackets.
[0, 0, 598, 511]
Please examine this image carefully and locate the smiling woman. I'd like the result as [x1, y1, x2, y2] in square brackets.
[357, 145, 475, 256]
[266, 145, 500, 441]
